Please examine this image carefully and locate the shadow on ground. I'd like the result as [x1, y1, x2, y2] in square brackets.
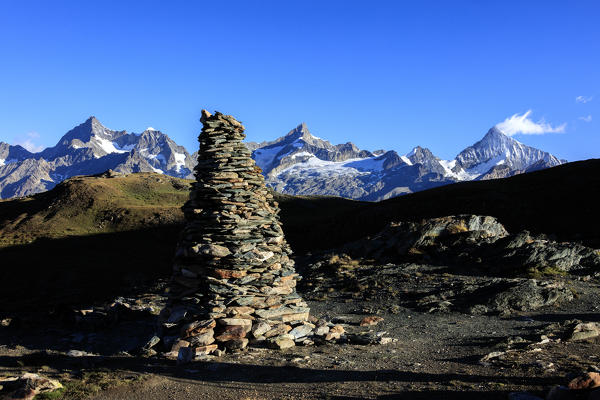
[0, 352, 551, 399]
[0, 226, 180, 313]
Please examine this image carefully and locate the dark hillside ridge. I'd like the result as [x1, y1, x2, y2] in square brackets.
[291, 159, 600, 252]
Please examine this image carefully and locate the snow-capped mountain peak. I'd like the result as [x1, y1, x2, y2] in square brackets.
[0, 117, 196, 198]
[454, 126, 563, 174]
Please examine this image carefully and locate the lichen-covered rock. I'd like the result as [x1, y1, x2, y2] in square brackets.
[0, 373, 62, 400]
[334, 215, 600, 277]
[269, 335, 295, 349]
[568, 322, 600, 342]
[489, 279, 573, 313]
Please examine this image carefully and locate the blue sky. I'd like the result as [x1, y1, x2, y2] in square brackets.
[0, 1, 598, 161]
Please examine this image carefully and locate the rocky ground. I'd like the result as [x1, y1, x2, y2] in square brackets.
[2, 215, 600, 399]
[1, 281, 600, 399]
[1, 171, 600, 399]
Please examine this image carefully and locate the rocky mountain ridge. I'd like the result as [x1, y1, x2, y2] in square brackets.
[0, 117, 195, 198]
[250, 123, 565, 201]
[0, 117, 565, 200]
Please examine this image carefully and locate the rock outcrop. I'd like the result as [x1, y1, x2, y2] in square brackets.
[162, 111, 311, 359]
[336, 215, 600, 277]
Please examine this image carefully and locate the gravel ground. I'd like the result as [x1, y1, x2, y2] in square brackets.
[2, 282, 600, 400]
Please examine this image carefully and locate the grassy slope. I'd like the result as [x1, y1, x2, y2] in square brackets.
[0, 173, 192, 310]
[0, 173, 190, 247]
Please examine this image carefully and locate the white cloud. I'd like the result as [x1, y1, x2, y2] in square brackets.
[579, 115, 592, 122]
[13, 132, 44, 153]
[495, 110, 566, 136]
[576, 95, 593, 103]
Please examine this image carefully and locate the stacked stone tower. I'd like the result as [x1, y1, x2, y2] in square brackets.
[164, 110, 311, 358]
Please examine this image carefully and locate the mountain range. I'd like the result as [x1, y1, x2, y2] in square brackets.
[247, 123, 565, 201]
[0, 116, 565, 200]
[0, 117, 195, 198]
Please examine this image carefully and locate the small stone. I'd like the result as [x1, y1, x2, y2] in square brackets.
[314, 325, 329, 336]
[218, 318, 253, 331]
[289, 324, 313, 339]
[167, 307, 187, 324]
[226, 306, 255, 316]
[330, 325, 345, 334]
[269, 335, 295, 350]
[282, 312, 310, 323]
[298, 338, 314, 346]
[479, 351, 505, 366]
[264, 324, 292, 338]
[225, 338, 249, 350]
[143, 335, 161, 349]
[251, 321, 271, 337]
[181, 319, 216, 338]
[194, 243, 231, 257]
[254, 307, 289, 319]
[189, 330, 215, 346]
[169, 339, 190, 355]
[177, 347, 194, 364]
[213, 269, 247, 279]
[66, 350, 96, 357]
[212, 348, 226, 357]
[325, 325, 345, 341]
[378, 337, 393, 345]
[568, 372, 600, 390]
[359, 316, 384, 327]
[215, 325, 247, 341]
[140, 348, 157, 358]
[195, 344, 219, 356]
[347, 332, 381, 345]
[569, 322, 600, 342]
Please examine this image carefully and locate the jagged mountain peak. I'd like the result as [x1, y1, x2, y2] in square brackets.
[407, 145, 432, 156]
[62, 116, 122, 142]
[485, 125, 506, 137]
[282, 122, 329, 147]
[286, 122, 309, 136]
[406, 146, 438, 164]
[455, 125, 564, 175]
[0, 142, 33, 165]
[478, 126, 518, 148]
[81, 116, 112, 135]
[252, 122, 374, 176]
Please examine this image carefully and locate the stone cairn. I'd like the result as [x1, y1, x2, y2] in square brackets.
[162, 110, 315, 361]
